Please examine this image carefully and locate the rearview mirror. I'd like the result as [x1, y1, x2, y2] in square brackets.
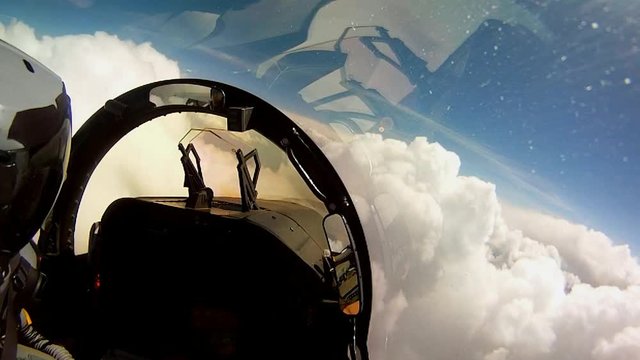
[323, 214, 361, 316]
[148, 84, 252, 132]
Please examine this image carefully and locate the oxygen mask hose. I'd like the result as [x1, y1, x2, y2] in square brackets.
[19, 309, 74, 360]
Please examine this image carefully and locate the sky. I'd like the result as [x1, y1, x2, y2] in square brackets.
[1, 0, 638, 247]
[1, 1, 640, 359]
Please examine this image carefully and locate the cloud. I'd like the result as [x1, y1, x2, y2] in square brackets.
[592, 326, 640, 360]
[502, 204, 640, 288]
[319, 133, 640, 360]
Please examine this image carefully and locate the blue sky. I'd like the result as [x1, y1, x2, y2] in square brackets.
[1, 0, 638, 248]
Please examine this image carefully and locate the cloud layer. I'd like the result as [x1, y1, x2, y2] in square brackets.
[317, 133, 640, 360]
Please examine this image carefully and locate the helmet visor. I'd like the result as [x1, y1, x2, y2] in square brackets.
[0, 95, 71, 253]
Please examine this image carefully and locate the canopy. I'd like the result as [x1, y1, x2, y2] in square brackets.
[1, 1, 639, 359]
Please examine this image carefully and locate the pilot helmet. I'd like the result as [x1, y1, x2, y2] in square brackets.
[0, 39, 71, 257]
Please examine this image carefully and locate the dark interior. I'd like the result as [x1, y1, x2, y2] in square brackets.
[82, 197, 349, 360]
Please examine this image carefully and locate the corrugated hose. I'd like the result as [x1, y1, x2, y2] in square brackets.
[19, 310, 74, 360]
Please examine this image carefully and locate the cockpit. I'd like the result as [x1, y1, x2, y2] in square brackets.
[34, 80, 370, 360]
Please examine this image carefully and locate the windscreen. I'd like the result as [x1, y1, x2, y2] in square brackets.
[75, 114, 326, 254]
[179, 127, 327, 212]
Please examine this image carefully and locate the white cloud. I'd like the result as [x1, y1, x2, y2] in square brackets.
[592, 326, 640, 360]
[320, 133, 640, 360]
[502, 204, 640, 288]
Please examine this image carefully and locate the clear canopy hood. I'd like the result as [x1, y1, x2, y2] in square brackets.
[1, 1, 639, 359]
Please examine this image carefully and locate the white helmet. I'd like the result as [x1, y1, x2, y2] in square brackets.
[0, 39, 71, 255]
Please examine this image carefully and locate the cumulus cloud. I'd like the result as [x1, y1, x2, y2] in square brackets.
[592, 326, 640, 360]
[502, 204, 640, 288]
[317, 133, 640, 360]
